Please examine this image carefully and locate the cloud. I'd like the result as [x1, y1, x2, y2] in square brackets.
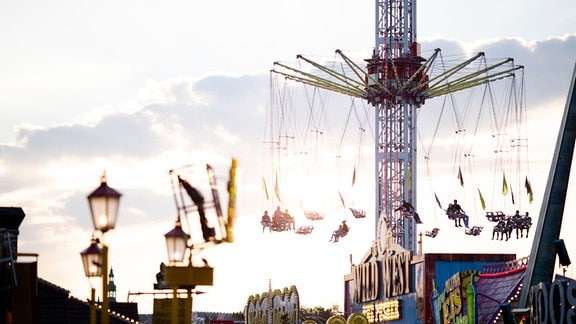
[15, 115, 165, 158]
[3, 34, 576, 313]
[422, 35, 576, 107]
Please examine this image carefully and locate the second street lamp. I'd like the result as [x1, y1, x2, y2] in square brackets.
[84, 173, 122, 324]
[164, 217, 190, 264]
[163, 217, 213, 324]
[80, 237, 102, 277]
[80, 238, 102, 324]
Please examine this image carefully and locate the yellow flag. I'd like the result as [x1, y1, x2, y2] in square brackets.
[274, 172, 281, 202]
[478, 188, 486, 210]
[226, 158, 237, 243]
[262, 177, 269, 201]
[502, 173, 509, 195]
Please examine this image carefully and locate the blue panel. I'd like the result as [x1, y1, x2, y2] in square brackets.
[399, 294, 418, 322]
[435, 261, 488, 289]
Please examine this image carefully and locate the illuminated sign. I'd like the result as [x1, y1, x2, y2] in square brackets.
[352, 217, 412, 305]
[245, 285, 299, 324]
[362, 300, 401, 322]
[382, 251, 411, 298]
[352, 261, 379, 303]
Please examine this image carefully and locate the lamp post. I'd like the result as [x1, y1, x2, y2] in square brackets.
[164, 218, 192, 324]
[80, 173, 122, 324]
[163, 217, 213, 324]
[164, 217, 190, 264]
[87, 174, 121, 234]
[80, 237, 101, 324]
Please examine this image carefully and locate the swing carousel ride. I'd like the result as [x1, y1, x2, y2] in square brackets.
[260, 1, 532, 253]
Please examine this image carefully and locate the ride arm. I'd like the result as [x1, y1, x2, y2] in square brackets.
[425, 55, 523, 99]
[518, 62, 576, 307]
[272, 57, 368, 99]
[335, 49, 386, 92]
[271, 67, 365, 98]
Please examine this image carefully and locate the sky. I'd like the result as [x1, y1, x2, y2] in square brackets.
[1, 0, 576, 315]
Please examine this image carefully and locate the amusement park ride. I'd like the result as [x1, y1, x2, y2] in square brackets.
[265, 0, 576, 322]
[269, 0, 524, 252]
[142, 161, 237, 323]
[168, 161, 237, 246]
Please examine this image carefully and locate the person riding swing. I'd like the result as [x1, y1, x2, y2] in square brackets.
[395, 199, 423, 224]
[260, 210, 272, 233]
[329, 220, 349, 242]
[446, 199, 469, 228]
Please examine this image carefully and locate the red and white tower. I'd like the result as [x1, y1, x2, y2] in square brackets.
[368, 0, 422, 251]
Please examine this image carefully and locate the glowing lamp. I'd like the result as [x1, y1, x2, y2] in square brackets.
[80, 239, 102, 277]
[87, 173, 122, 233]
[164, 218, 190, 263]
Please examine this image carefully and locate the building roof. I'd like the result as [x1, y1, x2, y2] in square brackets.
[0, 207, 25, 229]
[38, 277, 140, 323]
[475, 258, 528, 323]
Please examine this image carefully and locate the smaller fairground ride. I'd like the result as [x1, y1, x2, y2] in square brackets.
[146, 160, 237, 313]
[168, 159, 238, 250]
[261, 71, 374, 238]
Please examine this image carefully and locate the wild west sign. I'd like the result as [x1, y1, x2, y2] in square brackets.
[349, 216, 414, 322]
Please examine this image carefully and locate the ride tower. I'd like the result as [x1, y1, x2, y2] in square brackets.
[271, 0, 522, 253]
[367, 0, 421, 251]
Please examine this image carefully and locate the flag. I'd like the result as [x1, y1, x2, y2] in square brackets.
[407, 168, 412, 191]
[502, 173, 509, 195]
[274, 172, 281, 202]
[179, 176, 204, 206]
[338, 190, 346, 208]
[262, 177, 269, 201]
[457, 167, 464, 187]
[511, 187, 515, 205]
[478, 188, 486, 210]
[434, 193, 443, 210]
[226, 158, 238, 243]
[525, 176, 534, 203]
[352, 167, 356, 186]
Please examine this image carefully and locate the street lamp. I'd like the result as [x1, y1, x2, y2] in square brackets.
[163, 217, 213, 324]
[164, 217, 190, 264]
[80, 237, 102, 277]
[88, 174, 121, 233]
[80, 173, 122, 324]
[81, 237, 102, 324]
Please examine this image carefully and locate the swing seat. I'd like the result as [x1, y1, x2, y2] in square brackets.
[337, 228, 349, 237]
[425, 228, 440, 238]
[270, 221, 292, 232]
[465, 226, 483, 236]
[295, 225, 314, 234]
[349, 208, 366, 218]
[261, 220, 272, 227]
[304, 210, 324, 220]
[486, 211, 505, 222]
